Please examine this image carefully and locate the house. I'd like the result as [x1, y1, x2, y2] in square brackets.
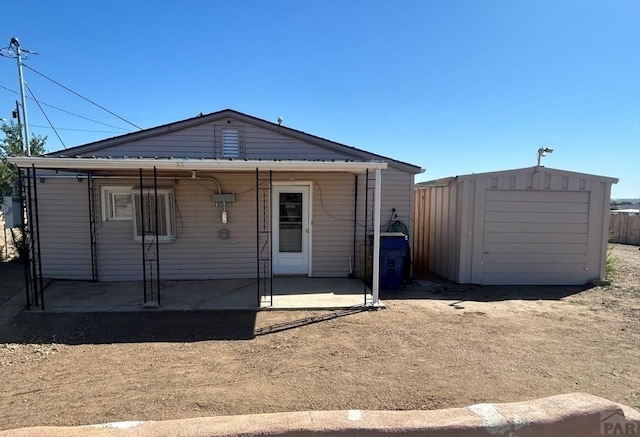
[413, 166, 618, 285]
[10, 109, 423, 310]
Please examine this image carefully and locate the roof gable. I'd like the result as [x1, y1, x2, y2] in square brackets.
[48, 109, 422, 174]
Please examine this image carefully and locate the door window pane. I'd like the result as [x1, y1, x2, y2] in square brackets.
[279, 193, 302, 252]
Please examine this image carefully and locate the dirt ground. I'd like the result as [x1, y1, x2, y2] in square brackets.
[0, 244, 638, 431]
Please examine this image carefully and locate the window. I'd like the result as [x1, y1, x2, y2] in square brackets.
[101, 186, 133, 221]
[132, 188, 176, 242]
[222, 128, 240, 158]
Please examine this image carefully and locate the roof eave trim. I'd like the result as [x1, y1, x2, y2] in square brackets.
[8, 157, 388, 174]
[456, 166, 618, 184]
[421, 166, 619, 185]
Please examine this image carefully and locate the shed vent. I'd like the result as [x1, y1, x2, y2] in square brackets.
[222, 129, 240, 158]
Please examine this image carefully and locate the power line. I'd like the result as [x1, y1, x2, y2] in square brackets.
[22, 63, 143, 130]
[0, 83, 131, 131]
[29, 124, 127, 134]
[24, 80, 66, 149]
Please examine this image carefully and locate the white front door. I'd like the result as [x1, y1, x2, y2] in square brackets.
[272, 184, 311, 275]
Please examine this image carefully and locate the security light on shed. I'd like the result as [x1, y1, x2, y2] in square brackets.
[537, 147, 554, 166]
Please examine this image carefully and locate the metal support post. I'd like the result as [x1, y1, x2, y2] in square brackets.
[371, 168, 382, 307]
[153, 166, 161, 307]
[269, 170, 273, 306]
[87, 172, 98, 282]
[255, 168, 260, 306]
[351, 174, 358, 279]
[32, 166, 44, 308]
[363, 169, 369, 301]
[139, 169, 147, 303]
[25, 167, 36, 305]
[255, 168, 273, 308]
[17, 169, 30, 310]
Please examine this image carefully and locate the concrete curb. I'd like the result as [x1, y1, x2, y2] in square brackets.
[1, 393, 639, 436]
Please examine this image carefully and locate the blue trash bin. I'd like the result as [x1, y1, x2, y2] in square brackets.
[380, 233, 407, 290]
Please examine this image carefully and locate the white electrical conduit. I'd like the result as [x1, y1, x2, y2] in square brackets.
[27, 174, 222, 193]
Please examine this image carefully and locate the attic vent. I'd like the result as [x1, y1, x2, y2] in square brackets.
[222, 129, 240, 158]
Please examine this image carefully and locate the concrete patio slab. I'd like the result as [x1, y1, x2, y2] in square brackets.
[266, 277, 374, 309]
[30, 277, 374, 312]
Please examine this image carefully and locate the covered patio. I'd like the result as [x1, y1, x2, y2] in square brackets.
[34, 277, 375, 312]
[10, 157, 387, 313]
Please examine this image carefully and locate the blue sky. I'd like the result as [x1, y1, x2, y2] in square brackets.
[1, 1, 638, 198]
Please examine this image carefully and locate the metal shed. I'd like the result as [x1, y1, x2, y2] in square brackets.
[413, 166, 618, 285]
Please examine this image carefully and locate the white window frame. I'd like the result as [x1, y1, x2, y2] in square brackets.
[101, 186, 133, 221]
[132, 188, 176, 243]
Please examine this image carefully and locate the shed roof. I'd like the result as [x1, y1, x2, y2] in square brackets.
[416, 166, 619, 187]
[45, 109, 423, 174]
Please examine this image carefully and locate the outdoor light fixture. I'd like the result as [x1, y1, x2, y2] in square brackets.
[537, 147, 554, 166]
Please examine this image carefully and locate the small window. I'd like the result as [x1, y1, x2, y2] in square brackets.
[132, 188, 176, 242]
[222, 129, 240, 158]
[102, 186, 133, 221]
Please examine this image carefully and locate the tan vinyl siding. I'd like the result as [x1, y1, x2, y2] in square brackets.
[89, 171, 387, 281]
[380, 167, 415, 235]
[34, 178, 92, 279]
[243, 124, 346, 160]
[81, 119, 348, 160]
[38, 113, 419, 282]
[95, 174, 259, 281]
[353, 168, 415, 278]
[273, 173, 356, 277]
[85, 125, 216, 158]
[34, 171, 416, 282]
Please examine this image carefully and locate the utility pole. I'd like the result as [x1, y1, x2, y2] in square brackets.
[9, 37, 31, 156]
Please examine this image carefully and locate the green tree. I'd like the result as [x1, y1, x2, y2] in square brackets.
[0, 122, 47, 198]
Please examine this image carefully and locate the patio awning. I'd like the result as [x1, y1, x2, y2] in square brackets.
[8, 156, 388, 174]
[13, 155, 386, 308]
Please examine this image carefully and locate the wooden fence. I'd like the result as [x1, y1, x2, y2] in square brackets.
[609, 214, 640, 245]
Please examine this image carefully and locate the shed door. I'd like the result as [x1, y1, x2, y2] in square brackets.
[481, 190, 590, 285]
